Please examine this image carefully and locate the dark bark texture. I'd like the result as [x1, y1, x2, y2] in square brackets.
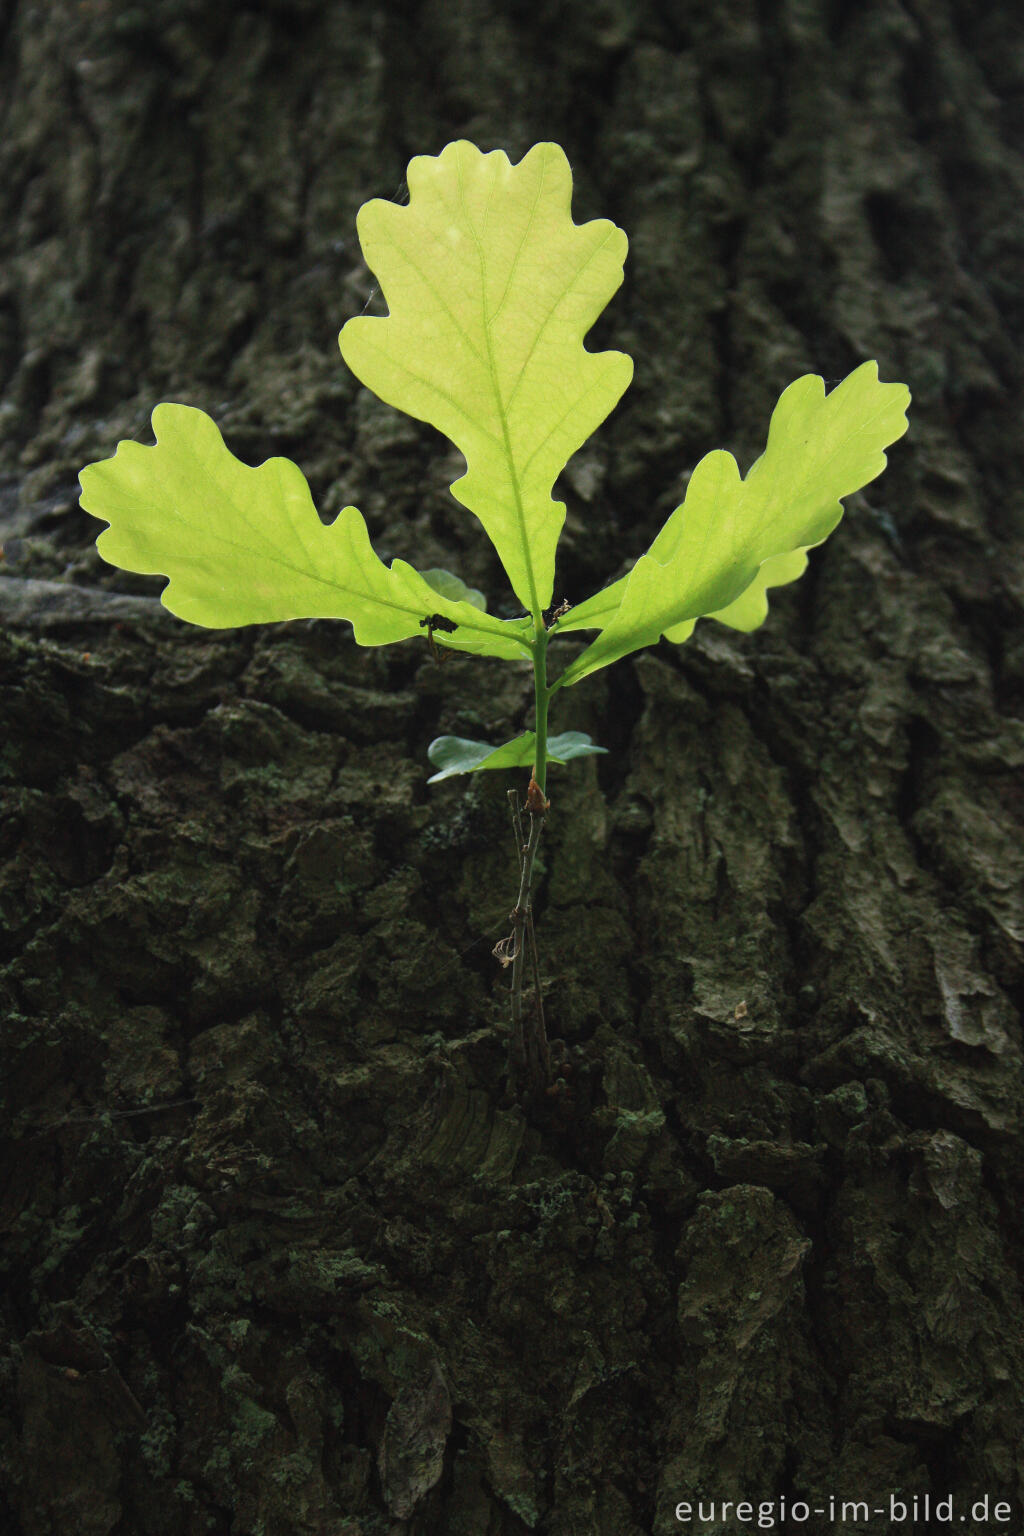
[2, 0, 1024, 1532]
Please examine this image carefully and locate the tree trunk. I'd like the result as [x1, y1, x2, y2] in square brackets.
[2, 1, 1022, 1532]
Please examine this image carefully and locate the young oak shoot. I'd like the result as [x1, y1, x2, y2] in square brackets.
[79, 141, 911, 1099]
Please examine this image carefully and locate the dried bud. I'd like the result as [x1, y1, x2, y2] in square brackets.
[525, 774, 550, 815]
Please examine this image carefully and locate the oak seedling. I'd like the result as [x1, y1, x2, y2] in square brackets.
[79, 141, 911, 1098]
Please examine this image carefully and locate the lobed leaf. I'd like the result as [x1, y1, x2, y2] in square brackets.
[339, 140, 633, 620]
[79, 404, 532, 658]
[555, 362, 911, 687]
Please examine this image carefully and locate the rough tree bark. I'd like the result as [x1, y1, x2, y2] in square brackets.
[2, 1, 1023, 1533]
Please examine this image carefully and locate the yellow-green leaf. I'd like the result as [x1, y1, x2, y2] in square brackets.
[79, 403, 531, 658]
[339, 141, 633, 620]
[556, 363, 910, 686]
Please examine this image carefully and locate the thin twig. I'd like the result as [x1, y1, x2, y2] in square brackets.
[493, 788, 549, 1097]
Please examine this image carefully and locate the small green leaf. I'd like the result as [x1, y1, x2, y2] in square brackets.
[339, 141, 633, 620]
[543, 731, 608, 764]
[79, 403, 532, 659]
[427, 730, 606, 783]
[557, 362, 910, 687]
[421, 568, 488, 611]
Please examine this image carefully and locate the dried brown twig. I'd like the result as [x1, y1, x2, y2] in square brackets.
[493, 783, 550, 1097]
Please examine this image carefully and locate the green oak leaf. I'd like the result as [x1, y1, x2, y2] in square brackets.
[79, 403, 531, 659]
[427, 730, 607, 783]
[339, 140, 633, 620]
[555, 362, 910, 686]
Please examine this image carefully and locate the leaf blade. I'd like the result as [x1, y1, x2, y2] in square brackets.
[558, 363, 910, 686]
[339, 141, 633, 618]
[79, 403, 532, 658]
[426, 730, 606, 783]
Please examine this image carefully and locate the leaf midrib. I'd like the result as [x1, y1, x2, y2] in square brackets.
[457, 148, 545, 622]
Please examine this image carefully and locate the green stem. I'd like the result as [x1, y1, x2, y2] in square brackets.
[532, 624, 550, 794]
